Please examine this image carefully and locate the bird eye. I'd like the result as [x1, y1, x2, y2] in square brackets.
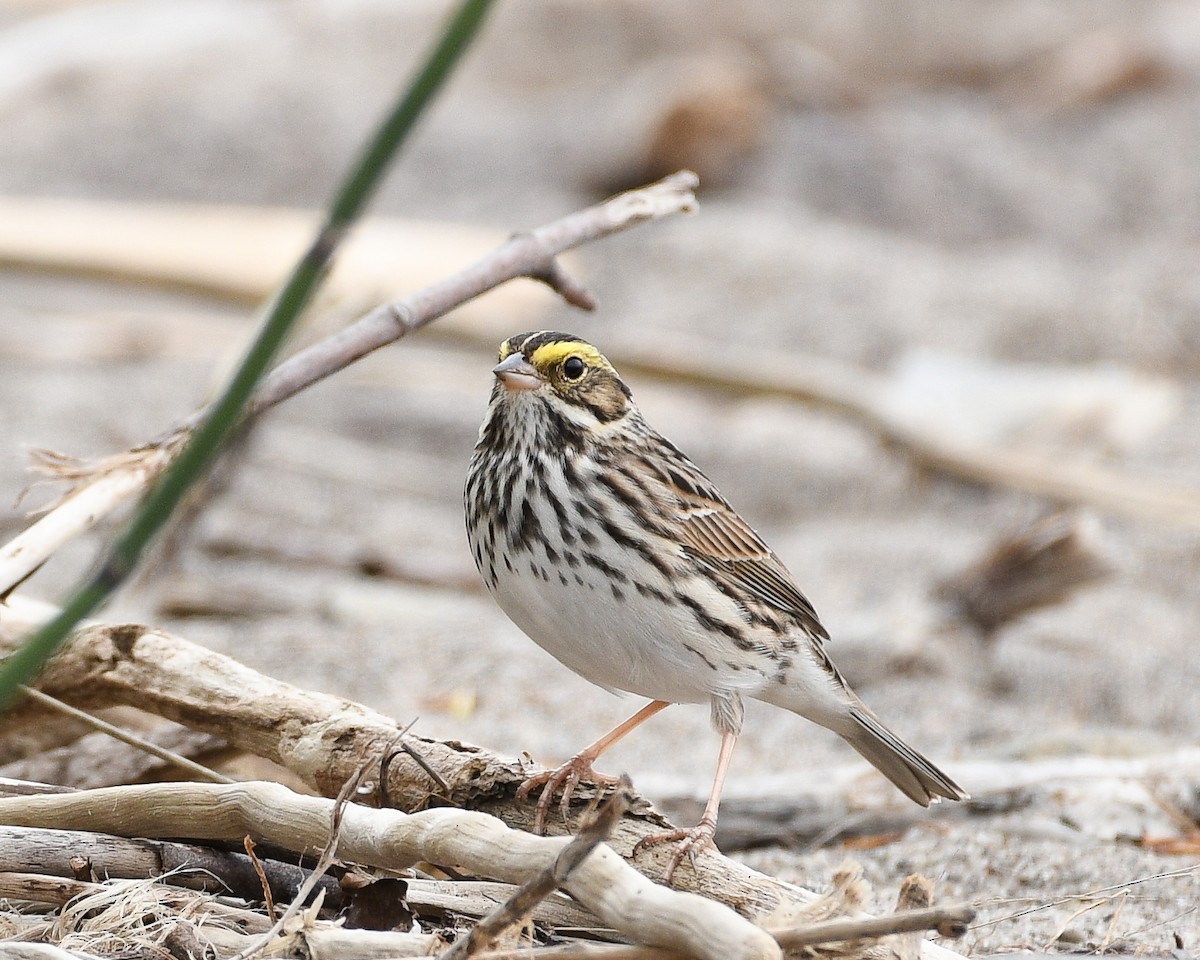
[562, 356, 587, 381]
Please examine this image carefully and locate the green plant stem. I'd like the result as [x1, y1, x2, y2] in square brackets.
[0, 0, 495, 711]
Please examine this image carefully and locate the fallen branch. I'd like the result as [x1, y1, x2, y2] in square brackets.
[440, 780, 633, 960]
[0, 172, 699, 598]
[0, 781, 781, 960]
[0, 824, 341, 907]
[0, 596, 967, 960]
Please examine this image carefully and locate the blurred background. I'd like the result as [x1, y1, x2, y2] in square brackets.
[2, 0, 1200, 950]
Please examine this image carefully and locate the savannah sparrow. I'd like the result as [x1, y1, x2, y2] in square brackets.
[465, 331, 967, 874]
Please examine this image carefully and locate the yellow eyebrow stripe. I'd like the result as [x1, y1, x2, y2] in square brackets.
[529, 341, 611, 372]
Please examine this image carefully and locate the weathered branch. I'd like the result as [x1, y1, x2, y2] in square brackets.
[0, 596, 966, 960]
[440, 782, 633, 960]
[0, 824, 342, 907]
[0, 781, 781, 960]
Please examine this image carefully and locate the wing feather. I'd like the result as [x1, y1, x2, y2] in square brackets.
[645, 444, 829, 640]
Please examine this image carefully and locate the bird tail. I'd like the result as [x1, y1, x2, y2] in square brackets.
[841, 705, 969, 806]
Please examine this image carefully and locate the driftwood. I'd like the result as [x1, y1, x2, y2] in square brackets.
[0, 596, 970, 960]
[0, 786, 972, 960]
[0, 595, 802, 910]
[0, 824, 343, 907]
[0, 781, 780, 960]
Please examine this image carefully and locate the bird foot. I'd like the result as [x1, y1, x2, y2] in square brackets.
[517, 754, 623, 834]
[633, 817, 718, 883]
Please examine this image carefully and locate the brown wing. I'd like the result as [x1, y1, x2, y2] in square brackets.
[649, 445, 829, 641]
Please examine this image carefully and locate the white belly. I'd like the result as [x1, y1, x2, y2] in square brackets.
[488, 554, 726, 703]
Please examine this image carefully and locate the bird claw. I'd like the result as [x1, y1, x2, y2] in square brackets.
[633, 818, 718, 883]
[517, 755, 622, 834]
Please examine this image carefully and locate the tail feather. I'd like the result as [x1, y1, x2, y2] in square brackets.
[844, 706, 969, 806]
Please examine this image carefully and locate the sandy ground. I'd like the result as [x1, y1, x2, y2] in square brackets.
[2, 1, 1200, 953]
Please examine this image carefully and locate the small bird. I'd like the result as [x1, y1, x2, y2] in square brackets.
[465, 331, 967, 875]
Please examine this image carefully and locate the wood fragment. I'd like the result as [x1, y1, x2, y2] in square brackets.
[0, 824, 342, 908]
[439, 781, 633, 960]
[773, 904, 975, 949]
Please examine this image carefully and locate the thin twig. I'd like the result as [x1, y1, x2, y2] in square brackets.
[223, 170, 699, 425]
[18, 686, 232, 785]
[0, 171, 699, 602]
[438, 778, 635, 960]
[772, 905, 976, 949]
[243, 837, 277, 920]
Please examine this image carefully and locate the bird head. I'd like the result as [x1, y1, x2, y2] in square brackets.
[491, 331, 633, 426]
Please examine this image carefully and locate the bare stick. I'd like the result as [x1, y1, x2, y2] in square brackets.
[773, 905, 975, 949]
[463, 902, 976, 960]
[0, 173, 697, 600]
[233, 171, 696, 422]
[440, 780, 633, 960]
[17, 686, 232, 785]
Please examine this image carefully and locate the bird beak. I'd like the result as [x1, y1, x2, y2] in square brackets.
[493, 353, 542, 392]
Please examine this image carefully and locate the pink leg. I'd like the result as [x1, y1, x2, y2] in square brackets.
[518, 700, 671, 833]
[634, 727, 738, 881]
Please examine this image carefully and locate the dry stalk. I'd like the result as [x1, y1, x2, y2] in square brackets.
[16, 687, 231, 785]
